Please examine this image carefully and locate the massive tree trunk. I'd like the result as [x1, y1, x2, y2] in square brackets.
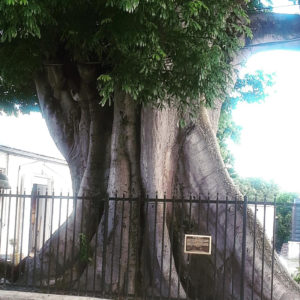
[17, 12, 300, 300]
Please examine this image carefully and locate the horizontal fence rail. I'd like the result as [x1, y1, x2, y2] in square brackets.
[0, 191, 297, 299]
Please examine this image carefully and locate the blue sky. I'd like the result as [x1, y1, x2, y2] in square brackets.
[225, 0, 300, 194]
[229, 50, 300, 193]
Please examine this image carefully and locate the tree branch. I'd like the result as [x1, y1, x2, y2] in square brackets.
[247, 12, 300, 53]
[34, 71, 76, 160]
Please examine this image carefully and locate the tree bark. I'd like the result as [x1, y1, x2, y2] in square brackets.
[16, 12, 300, 299]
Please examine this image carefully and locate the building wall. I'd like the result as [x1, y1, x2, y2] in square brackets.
[249, 204, 275, 242]
[0, 147, 73, 262]
[0, 148, 72, 194]
[291, 198, 300, 242]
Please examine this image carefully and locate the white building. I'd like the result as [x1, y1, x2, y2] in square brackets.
[249, 204, 275, 242]
[0, 145, 72, 263]
[0, 145, 72, 193]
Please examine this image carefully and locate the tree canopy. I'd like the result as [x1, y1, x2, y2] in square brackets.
[0, 0, 253, 117]
[2, 2, 300, 299]
[235, 177, 298, 252]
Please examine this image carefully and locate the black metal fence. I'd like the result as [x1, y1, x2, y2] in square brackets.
[0, 191, 298, 299]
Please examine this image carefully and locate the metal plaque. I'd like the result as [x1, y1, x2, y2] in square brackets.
[184, 234, 212, 255]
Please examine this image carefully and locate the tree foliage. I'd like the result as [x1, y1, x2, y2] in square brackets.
[235, 176, 298, 252]
[0, 0, 254, 116]
[235, 176, 279, 200]
[247, 0, 274, 12]
[294, 268, 300, 284]
[275, 192, 296, 251]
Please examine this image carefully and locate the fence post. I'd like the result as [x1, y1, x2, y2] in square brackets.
[271, 195, 276, 300]
[241, 195, 248, 300]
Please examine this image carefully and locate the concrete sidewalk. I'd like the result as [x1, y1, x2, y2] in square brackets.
[0, 290, 104, 300]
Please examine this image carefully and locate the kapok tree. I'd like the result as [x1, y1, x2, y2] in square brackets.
[0, 1, 300, 299]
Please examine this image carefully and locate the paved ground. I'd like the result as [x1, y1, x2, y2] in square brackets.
[0, 290, 103, 300]
[279, 255, 300, 276]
